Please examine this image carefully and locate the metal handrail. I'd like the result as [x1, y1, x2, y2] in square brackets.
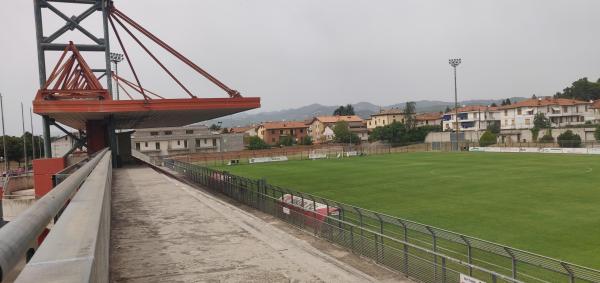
[0, 148, 109, 282]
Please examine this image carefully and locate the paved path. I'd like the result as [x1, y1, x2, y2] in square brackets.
[110, 166, 408, 282]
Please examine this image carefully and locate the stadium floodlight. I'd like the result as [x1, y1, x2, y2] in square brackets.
[449, 58, 461, 149]
[110, 52, 124, 100]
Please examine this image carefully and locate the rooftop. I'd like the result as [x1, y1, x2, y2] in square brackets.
[448, 105, 496, 113]
[371, 108, 404, 116]
[312, 115, 364, 124]
[260, 121, 308, 130]
[416, 112, 442, 121]
[497, 97, 591, 109]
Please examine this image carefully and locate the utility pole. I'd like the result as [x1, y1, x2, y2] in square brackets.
[110, 53, 124, 100]
[21, 103, 28, 170]
[30, 108, 36, 160]
[0, 93, 7, 174]
[449, 58, 462, 150]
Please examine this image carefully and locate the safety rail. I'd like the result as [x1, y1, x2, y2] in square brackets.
[0, 149, 110, 282]
[162, 159, 525, 283]
[162, 158, 600, 283]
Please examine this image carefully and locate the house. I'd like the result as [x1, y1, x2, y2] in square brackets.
[132, 125, 244, 156]
[442, 105, 500, 132]
[592, 100, 600, 123]
[51, 132, 83, 157]
[367, 108, 406, 129]
[307, 115, 368, 143]
[416, 112, 443, 127]
[228, 126, 257, 136]
[496, 97, 594, 130]
[257, 121, 308, 145]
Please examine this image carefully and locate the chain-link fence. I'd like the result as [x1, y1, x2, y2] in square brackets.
[162, 159, 600, 283]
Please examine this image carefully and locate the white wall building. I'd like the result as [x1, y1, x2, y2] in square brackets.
[442, 106, 499, 132]
[497, 97, 594, 130]
[132, 125, 244, 157]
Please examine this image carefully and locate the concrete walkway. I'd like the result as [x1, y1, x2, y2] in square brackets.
[110, 166, 408, 282]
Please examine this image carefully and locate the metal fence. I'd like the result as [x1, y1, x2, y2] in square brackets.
[163, 159, 600, 283]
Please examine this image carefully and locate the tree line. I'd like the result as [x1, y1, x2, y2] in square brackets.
[0, 132, 44, 168]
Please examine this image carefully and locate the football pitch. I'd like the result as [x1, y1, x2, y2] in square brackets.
[214, 151, 600, 268]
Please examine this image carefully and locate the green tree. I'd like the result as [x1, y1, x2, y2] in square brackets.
[554, 77, 600, 101]
[486, 121, 500, 134]
[277, 135, 294, 147]
[444, 106, 451, 113]
[333, 121, 359, 144]
[333, 104, 355, 116]
[403, 101, 417, 129]
[490, 102, 498, 107]
[479, 131, 497, 147]
[539, 129, 554, 143]
[209, 123, 222, 131]
[247, 136, 270, 150]
[557, 130, 582, 148]
[533, 113, 551, 129]
[595, 125, 600, 141]
[530, 127, 540, 141]
[298, 135, 313, 145]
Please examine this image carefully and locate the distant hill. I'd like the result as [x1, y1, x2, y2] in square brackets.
[203, 97, 526, 127]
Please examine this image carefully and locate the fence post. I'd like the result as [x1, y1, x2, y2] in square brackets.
[460, 235, 473, 276]
[560, 262, 575, 283]
[353, 207, 364, 255]
[374, 213, 384, 262]
[426, 226, 437, 282]
[397, 219, 409, 275]
[441, 257, 447, 283]
[504, 247, 517, 279]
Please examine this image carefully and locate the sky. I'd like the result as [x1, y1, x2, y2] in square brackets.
[0, 0, 599, 135]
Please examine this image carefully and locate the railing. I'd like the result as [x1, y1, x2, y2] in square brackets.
[0, 149, 110, 282]
[162, 159, 515, 283]
[162, 158, 600, 283]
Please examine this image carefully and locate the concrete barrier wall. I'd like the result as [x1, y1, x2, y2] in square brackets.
[15, 153, 112, 283]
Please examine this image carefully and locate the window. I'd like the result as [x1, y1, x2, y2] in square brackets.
[155, 142, 160, 150]
[195, 139, 201, 147]
[184, 140, 188, 148]
[164, 131, 172, 135]
[511, 119, 515, 125]
[135, 143, 140, 150]
[280, 130, 283, 135]
[525, 119, 531, 125]
[150, 131, 158, 136]
[517, 108, 522, 115]
[300, 129, 304, 133]
[212, 138, 217, 147]
[271, 130, 275, 134]
[504, 110, 508, 115]
[204, 139, 208, 144]
[576, 106, 579, 113]
[562, 106, 568, 113]
[272, 138, 276, 142]
[186, 130, 194, 134]
[144, 142, 148, 147]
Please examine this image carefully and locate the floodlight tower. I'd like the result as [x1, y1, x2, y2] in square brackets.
[110, 52, 124, 100]
[449, 58, 461, 147]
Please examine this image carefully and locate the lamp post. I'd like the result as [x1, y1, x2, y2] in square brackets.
[0, 93, 7, 174]
[449, 58, 461, 150]
[109, 52, 124, 100]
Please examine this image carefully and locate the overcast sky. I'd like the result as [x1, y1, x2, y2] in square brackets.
[1, 0, 599, 135]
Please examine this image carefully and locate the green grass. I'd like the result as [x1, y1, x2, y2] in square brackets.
[214, 152, 600, 269]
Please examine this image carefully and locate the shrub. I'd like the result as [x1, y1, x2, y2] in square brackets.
[530, 127, 540, 141]
[247, 136, 270, 150]
[277, 136, 294, 147]
[479, 131, 497, 147]
[557, 130, 582, 148]
[298, 135, 313, 145]
[487, 121, 500, 134]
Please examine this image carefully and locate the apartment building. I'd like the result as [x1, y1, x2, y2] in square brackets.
[366, 108, 406, 129]
[307, 115, 368, 143]
[591, 100, 600, 123]
[442, 105, 499, 132]
[497, 97, 594, 130]
[416, 112, 443, 127]
[132, 125, 244, 156]
[257, 121, 308, 145]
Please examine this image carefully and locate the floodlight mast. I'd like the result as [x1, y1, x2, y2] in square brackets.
[110, 52, 124, 100]
[449, 58, 461, 149]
